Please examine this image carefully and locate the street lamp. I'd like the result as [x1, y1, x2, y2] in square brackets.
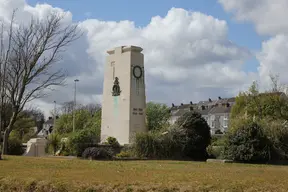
[53, 101, 56, 128]
[73, 79, 79, 132]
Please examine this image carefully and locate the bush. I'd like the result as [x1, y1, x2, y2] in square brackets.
[105, 137, 120, 147]
[207, 145, 224, 159]
[223, 122, 271, 163]
[134, 111, 211, 160]
[175, 111, 211, 160]
[47, 133, 61, 155]
[261, 120, 288, 160]
[134, 127, 186, 159]
[116, 150, 134, 158]
[67, 129, 99, 157]
[134, 132, 159, 158]
[8, 137, 24, 155]
[82, 147, 113, 160]
[211, 135, 226, 146]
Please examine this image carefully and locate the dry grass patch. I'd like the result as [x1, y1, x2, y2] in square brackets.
[0, 156, 288, 191]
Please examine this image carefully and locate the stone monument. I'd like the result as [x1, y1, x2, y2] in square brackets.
[23, 138, 47, 157]
[101, 46, 147, 145]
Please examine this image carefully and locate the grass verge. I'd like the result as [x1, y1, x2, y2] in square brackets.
[1, 156, 288, 191]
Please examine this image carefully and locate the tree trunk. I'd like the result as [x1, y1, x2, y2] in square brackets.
[1, 111, 18, 155]
[1, 130, 9, 155]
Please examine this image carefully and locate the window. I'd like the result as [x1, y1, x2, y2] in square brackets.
[223, 120, 227, 127]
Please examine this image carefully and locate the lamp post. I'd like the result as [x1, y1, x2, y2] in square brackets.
[73, 79, 79, 132]
[53, 101, 56, 129]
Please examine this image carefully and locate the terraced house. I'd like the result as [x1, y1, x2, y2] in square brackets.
[169, 97, 236, 134]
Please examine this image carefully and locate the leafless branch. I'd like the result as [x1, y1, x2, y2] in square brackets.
[1, 10, 81, 154]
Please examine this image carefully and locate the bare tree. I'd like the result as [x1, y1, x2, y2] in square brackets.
[0, 10, 81, 155]
[79, 103, 101, 116]
[60, 101, 74, 115]
[0, 10, 15, 158]
[22, 106, 45, 133]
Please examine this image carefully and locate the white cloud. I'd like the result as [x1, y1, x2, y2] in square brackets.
[218, 0, 288, 36]
[218, 0, 288, 90]
[257, 35, 288, 85]
[0, 1, 255, 118]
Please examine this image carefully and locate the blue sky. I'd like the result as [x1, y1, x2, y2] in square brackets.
[27, 0, 263, 73]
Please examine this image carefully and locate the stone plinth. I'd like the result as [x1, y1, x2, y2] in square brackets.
[23, 138, 47, 157]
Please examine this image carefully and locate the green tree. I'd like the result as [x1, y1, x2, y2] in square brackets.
[175, 111, 211, 160]
[68, 128, 100, 156]
[231, 78, 288, 123]
[146, 102, 171, 131]
[223, 122, 271, 162]
[53, 107, 102, 156]
[54, 109, 91, 134]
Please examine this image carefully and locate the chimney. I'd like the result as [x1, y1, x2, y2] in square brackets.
[181, 103, 183, 106]
[48, 116, 52, 120]
[172, 103, 175, 107]
[190, 101, 193, 105]
[189, 106, 193, 111]
[218, 96, 222, 100]
[208, 98, 212, 102]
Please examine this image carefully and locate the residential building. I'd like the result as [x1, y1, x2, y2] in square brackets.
[169, 97, 235, 135]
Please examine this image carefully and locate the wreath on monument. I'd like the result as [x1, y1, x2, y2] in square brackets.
[132, 65, 143, 79]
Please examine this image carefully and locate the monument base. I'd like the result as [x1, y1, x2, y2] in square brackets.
[23, 138, 47, 157]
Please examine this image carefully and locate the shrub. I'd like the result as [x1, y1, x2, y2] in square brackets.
[134, 127, 186, 159]
[134, 111, 211, 160]
[47, 133, 61, 155]
[7, 137, 24, 155]
[67, 128, 99, 157]
[261, 120, 288, 160]
[207, 145, 224, 159]
[106, 137, 120, 147]
[157, 127, 187, 159]
[175, 111, 211, 160]
[223, 122, 271, 163]
[211, 135, 226, 146]
[116, 150, 134, 158]
[82, 147, 113, 160]
[134, 132, 159, 158]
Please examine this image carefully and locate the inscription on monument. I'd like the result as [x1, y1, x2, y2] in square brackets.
[132, 108, 144, 115]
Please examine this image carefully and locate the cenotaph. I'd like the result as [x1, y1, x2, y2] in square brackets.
[100, 46, 147, 145]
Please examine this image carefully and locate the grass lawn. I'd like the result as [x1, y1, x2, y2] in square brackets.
[1, 156, 288, 192]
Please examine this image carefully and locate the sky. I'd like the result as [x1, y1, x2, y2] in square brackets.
[1, 0, 288, 118]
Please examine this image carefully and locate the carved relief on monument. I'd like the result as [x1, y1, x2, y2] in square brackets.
[112, 77, 121, 96]
[111, 61, 115, 80]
